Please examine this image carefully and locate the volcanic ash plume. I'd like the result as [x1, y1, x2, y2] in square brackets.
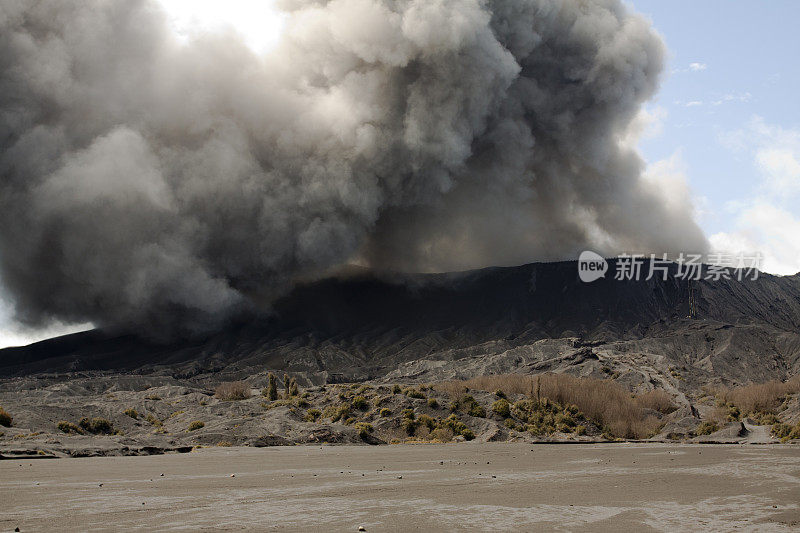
[0, 0, 708, 337]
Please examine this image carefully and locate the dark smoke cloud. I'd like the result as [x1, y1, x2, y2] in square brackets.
[0, 0, 708, 338]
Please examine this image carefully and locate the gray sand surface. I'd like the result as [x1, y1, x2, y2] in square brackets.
[2, 443, 800, 531]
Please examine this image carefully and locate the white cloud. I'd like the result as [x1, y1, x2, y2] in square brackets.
[710, 202, 800, 275]
[689, 62, 707, 72]
[711, 92, 751, 106]
[712, 118, 800, 275]
[685, 100, 703, 107]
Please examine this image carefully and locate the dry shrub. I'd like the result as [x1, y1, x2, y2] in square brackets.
[0, 406, 12, 427]
[438, 373, 664, 439]
[634, 390, 676, 414]
[716, 375, 800, 415]
[215, 381, 250, 401]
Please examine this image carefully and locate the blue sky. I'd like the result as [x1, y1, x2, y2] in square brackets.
[630, 0, 800, 274]
[1, 1, 799, 348]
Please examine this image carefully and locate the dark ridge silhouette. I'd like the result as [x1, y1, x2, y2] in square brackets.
[2, 260, 800, 381]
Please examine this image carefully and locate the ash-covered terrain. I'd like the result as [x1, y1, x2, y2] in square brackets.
[1, 259, 800, 456]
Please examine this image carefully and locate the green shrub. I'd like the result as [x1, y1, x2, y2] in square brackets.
[401, 409, 418, 435]
[79, 418, 114, 434]
[494, 389, 507, 399]
[323, 403, 351, 422]
[405, 388, 425, 399]
[417, 414, 436, 431]
[355, 422, 374, 440]
[402, 417, 419, 436]
[695, 421, 719, 435]
[305, 409, 322, 422]
[188, 420, 205, 431]
[427, 398, 439, 409]
[289, 378, 299, 397]
[145, 414, 163, 427]
[575, 425, 587, 436]
[429, 427, 454, 442]
[351, 396, 368, 410]
[380, 408, 392, 417]
[752, 411, 779, 425]
[124, 408, 139, 419]
[374, 396, 389, 407]
[264, 372, 278, 401]
[441, 414, 473, 440]
[467, 402, 485, 418]
[392, 384, 402, 394]
[57, 421, 82, 434]
[0, 406, 12, 427]
[492, 399, 511, 418]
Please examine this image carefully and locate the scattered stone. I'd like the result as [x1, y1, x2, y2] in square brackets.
[396, 475, 402, 479]
[230, 474, 235, 477]
[358, 527, 366, 531]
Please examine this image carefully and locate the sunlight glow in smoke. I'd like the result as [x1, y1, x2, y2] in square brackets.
[158, 0, 286, 53]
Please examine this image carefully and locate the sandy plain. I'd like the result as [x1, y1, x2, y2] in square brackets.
[2, 442, 800, 532]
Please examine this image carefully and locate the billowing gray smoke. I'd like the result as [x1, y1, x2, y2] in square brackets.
[0, 0, 708, 338]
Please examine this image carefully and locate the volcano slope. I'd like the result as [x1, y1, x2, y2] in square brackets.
[1, 259, 800, 454]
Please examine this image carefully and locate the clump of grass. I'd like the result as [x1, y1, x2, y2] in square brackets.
[494, 389, 507, 399]
[772, 422, 800, 441]
[404, 388, 425, 399]
[380, 408, 392, 417]
[714, 376, 800, 418]
[453, 395, 485, 418]
[392, 384, 402, 394]
[57, 421, 83, 434]
[264, 372, 278, 401]
[79, 418, 114, 434]
[145, 414, 163, 427]
[262, 399, 295, 410]
[351, 396, 368, 410]
[695, 421, 719, 435]
[374, 396, 390, 407]
[145, 394, 161, 401]
[124, 408, 139, 419]
[429, 427, 454, 442]
[492, 399, 511, 418]
[322, 403, 351, 422]
[634, 390, 676, 414]
[355, 422, 374, 440]
[305, 408, 322, 422]
[427, 398, 439, 409]
[439, 374, 663, 439]
[441, 414, 474, 440]
[0, 406, 12, 427]
[401, 409, 417, 435]
[417, 414, 436, 431]
[216, 441, 233, 447]
[188, 420, 205, 431]
[215, 381, 250, 401]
